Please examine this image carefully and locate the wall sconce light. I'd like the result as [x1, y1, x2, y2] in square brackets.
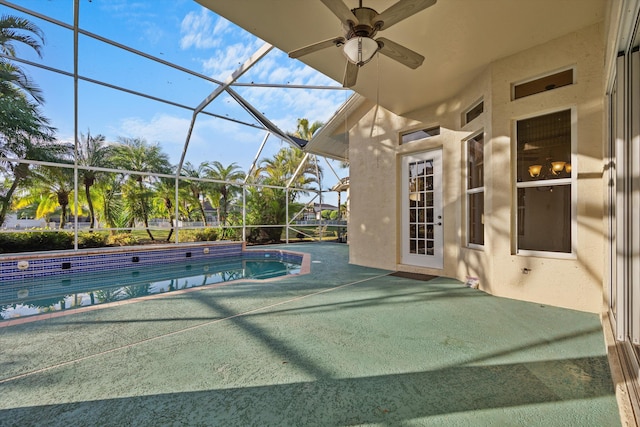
[528, 159, 571, 178]
[528, 164, 543, 178]
[551, 161, 566, 174]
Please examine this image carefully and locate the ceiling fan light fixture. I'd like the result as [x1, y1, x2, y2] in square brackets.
[343, 36, 379, 66]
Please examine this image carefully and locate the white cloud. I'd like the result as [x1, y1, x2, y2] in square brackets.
[116, 113, 190, 148]
[112, 112, 267, 168]
[200, 39, 266, 80]
[180, 8, 229, 50]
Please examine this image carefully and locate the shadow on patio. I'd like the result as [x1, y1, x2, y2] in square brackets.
[0, 243, 621, 426]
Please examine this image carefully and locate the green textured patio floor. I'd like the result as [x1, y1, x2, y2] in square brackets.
[0, 243, 620, 426]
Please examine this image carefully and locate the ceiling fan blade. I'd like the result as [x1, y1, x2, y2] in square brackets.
[288, 37, 345, 59]
[320, 0, 359, 26]
[377, 37, 424, 69]
[343, 61, 358, 88]
[375, 0, 436, 30]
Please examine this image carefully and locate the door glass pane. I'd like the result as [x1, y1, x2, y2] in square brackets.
[425, 192, 433, 207]
[407, 158, 437, 259]
[426, 240, 434, 255]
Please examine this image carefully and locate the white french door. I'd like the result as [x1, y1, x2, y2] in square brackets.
[401, 149, 443, 269]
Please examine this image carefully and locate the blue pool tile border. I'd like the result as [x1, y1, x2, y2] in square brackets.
[1, 242, 246, 281]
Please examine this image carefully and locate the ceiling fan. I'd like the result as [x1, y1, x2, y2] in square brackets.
[288, 0, 436, 87]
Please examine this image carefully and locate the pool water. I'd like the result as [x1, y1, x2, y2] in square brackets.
[0, 258, 300, 321]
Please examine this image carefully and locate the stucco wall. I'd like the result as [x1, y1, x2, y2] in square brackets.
[488, 22, 605, 312]
[348, 102, 415, 270]
[347, 22, 605, 313]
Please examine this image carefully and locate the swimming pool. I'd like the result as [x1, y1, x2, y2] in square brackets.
[0, 257, 301, 321]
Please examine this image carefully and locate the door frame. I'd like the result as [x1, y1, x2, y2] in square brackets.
[400, 148, 444, 269]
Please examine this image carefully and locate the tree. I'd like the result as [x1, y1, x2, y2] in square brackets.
[293, 118, 322, 141]
[0, 94, 62, 226]
[247, 146, 320, 243]
[181, 161, 210, 226]
[256, 147, 320, 201]
[0, 15, 57, 227]
[204, 161, 245, 227]
[0, 15, 45, 104]
[14, 164, 76, 229]
[77, 131, 113, 229]
[152, 177, 178, 242]
[110, 137, 172, 240]
[93, 173, 128, 233]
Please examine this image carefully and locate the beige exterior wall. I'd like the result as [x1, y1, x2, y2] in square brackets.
[348, 22, 605, 313]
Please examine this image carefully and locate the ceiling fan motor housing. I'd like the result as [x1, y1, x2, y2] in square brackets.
[344, 7, 381, 39]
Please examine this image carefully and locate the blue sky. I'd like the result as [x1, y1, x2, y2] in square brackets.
[2, 0, 350, 204]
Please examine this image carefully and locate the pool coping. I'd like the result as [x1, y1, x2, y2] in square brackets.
[0, 246, 310, 328]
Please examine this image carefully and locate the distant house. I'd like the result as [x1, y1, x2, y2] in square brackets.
[301, 203, 338, 221]
[2, 214, 47, 229]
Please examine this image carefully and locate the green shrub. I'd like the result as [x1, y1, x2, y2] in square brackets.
[179, 228, 220, 243]
[78, 232, 109, 248]
[106, 233, 139, 247]
[195, 228, 220, 241]
[0, 231, 73, 253]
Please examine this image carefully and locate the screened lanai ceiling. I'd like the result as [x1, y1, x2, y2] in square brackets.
[197, 0, 606, 118]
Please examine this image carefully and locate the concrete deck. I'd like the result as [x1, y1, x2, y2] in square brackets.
[0, 243, 620, 426]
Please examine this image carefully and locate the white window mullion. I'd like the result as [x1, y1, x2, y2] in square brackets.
[631, 50, 640, 345]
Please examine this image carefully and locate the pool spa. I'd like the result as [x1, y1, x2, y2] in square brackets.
[0, 242, 309, 323]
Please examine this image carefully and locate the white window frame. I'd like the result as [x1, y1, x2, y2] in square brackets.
[464, 130, 485, 249]
[513, 107, 578, 258]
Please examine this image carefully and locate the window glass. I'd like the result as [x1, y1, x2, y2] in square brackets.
[468, 192, 484, 245]
[465, 100, 484, 125]
[401, 126, 440, 144]
[466, 133, 484, 246]
[513, 69, 574, 100]
[517, 186, 571, 253]
[517, 110, 572, 183]
[516, 109, 572, 254]
[467, 134, 484, 189]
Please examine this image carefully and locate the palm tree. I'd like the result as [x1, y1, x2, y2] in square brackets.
[292, 118, 323, 142]
[0, 15, 45, 104]
[247, 147, 320, 243]
[93, 172, 127, 233]
[256, 147, 320, 202]
[110, 137, 172, 240]
[14, 164, 76, 229]
[181, 161, 210, 226]
[0, 97, 63, 226]
[204, 161, 245, 226]
[152, 177, 177, 242]
[77, 131, 112, 229]
[292, 118, 324, 199]
[0, 15, 57, 227]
